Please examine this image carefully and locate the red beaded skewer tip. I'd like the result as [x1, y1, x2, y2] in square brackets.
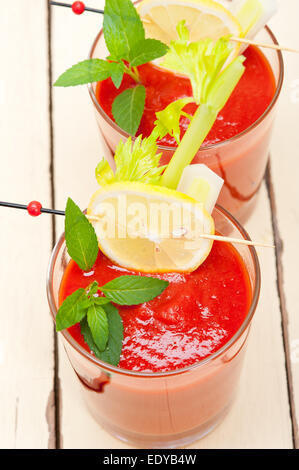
[72, 1, 85, 14]
[27, 201, 42, 217]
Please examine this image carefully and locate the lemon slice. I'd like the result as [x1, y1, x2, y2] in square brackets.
[138, 0, 242, 53]
[87, 182, 214, 273]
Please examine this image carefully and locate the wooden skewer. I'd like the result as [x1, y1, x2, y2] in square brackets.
[0, 201, 273, 248]
[86, 215, 274, 248]
[198, 233, 274, 248]
[230, 36, 299, 54]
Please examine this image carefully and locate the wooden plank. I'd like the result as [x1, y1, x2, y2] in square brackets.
[51, 0, 103, 234]
[51, 0, 108, 449]
[267, 0, 299, 447]
[0, 1, 54, 448]
[51, 1, 292, 448]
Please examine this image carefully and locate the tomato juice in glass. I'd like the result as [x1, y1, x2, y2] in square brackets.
[47, 206, 260, 448]
[88, 26, 283, 222]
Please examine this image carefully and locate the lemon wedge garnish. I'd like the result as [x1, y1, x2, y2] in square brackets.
[88, 182, 214, 273]
[138, 0, 242, 56]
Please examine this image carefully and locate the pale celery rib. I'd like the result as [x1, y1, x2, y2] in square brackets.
[160, 24, 246, 189]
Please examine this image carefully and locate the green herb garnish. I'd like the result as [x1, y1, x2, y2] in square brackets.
[153, 97, 194, 144]
[111, 84, 146, 136]
[56, 288, 88, 331]
[95, 133, 166, 186]
[56, 276, 169, 366]
[160, 21, 246, 189]
[80, 303, 123, 367]
[100, 275, 169, 305]
[65, 198, 99, 271]
[54, 0, 168, 135]
[60, 196, 169, 365]
[53, 59, 125, 88]
[87, 302, 109, 352]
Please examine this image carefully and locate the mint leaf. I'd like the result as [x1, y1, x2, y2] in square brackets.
[109, 62, 125, 88]
[54, 59, 124, 87]
[87, 304, 109, 352]
[56, 288, 86, 331]
[80, 303, 123, 366]
[65, 197, 86, 232]
[65, 198, 98, 271]
[130, 39, 168, 67]
[100, 303, 123, 366]
[100, 275, 169, 305]
[112, 85, 145, 135]
[76, 297, 93, 310]
[80, 317, 102, 357]
[103, 0, 145, 62]
[94, 297, 111, 306]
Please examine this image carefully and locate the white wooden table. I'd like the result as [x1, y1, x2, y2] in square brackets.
[1, 0, 298, 449]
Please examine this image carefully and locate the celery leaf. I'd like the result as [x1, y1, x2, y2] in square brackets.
[161, 21, 245, 106]
[153, 98, 194, 144]
[95, 134, 166, 186]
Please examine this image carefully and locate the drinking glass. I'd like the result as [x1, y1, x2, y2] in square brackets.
[47, 205, 260, 448]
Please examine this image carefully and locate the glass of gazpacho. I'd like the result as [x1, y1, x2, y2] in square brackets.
[47, 205, 260, 448]
[87, 25, 283, 223]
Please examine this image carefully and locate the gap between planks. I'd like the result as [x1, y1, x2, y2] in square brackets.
[46, 0, 61, 450]
[265, 161, 299, 449]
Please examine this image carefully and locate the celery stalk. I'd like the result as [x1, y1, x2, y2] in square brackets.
[161, 104, 217, 189]
[161, 55, 245, 189]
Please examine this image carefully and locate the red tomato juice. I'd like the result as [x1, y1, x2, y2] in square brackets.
[58, 241, 253, 444]
[59, 241, 251, 373]
[96, 46, 276, 148]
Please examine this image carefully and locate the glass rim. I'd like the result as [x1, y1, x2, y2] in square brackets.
[46, 204, 261, 379]
[87, 25, 284, 152]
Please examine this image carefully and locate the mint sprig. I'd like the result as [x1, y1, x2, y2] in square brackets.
[53, 59, 125, 88]
[100, 275, 169, 305]
[65, 198, 99, 271]
[57, 275, 169, 366]
[87, 303, 109, 351]
[53, 0, 168, 136]
[104, 0, 168, 68]
[80, 303, 123, 366]
[56, 288, 87, 331]
[129, 38, 170, 67]
[103, 0, 144, 62]
[112, 85, 146, 135]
